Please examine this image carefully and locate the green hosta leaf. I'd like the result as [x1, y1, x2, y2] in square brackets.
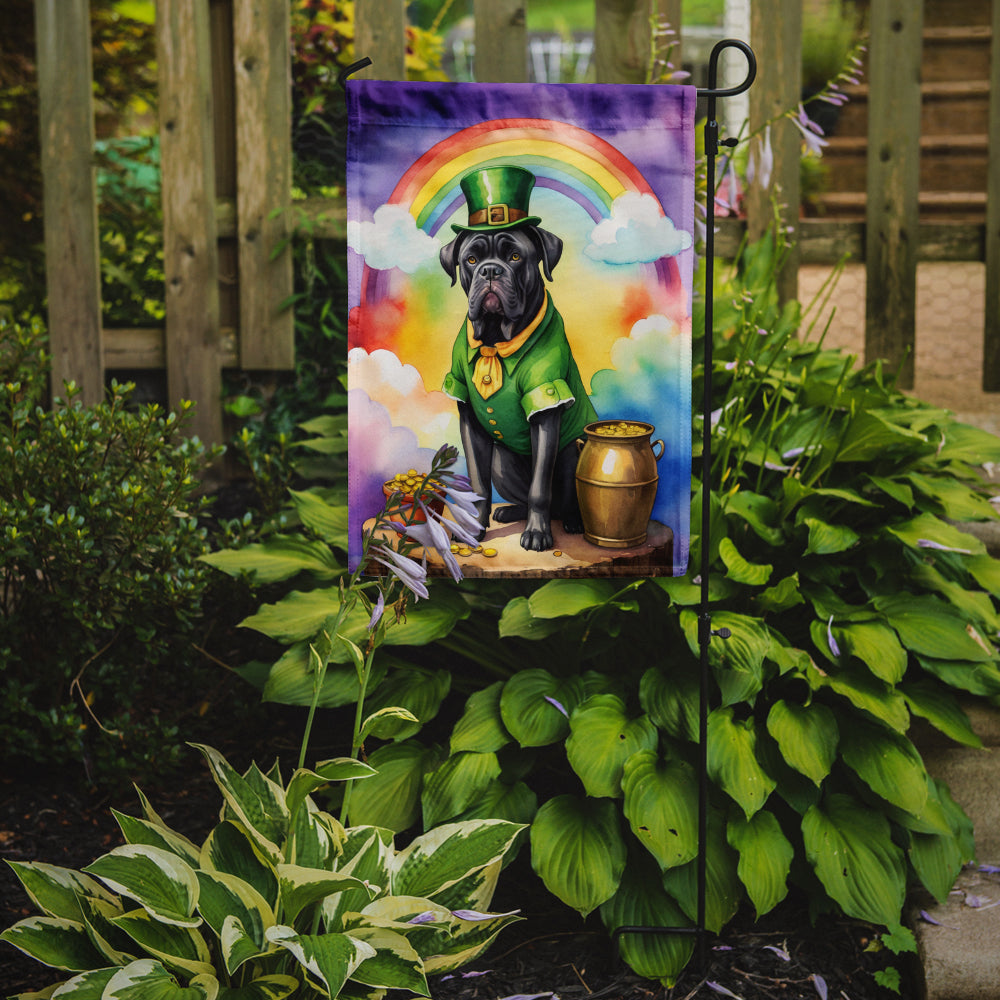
[727, 811, 793, 918]
[195, 871, 273, 974]
[765, 700, 838, 786]
[811, 662, 910, 732]
[802, 793, 906, 926]
[906, 472, 998, 522]
[680, 610, 770, 706]
[265, 926, 375, 997]
[655, 572, 738, 606]
[498, 596, 564, 639]
[450, 682, 511, 754]
[707, 707, 776, 819]
[621, 751, 699, 870]
[935, 421, 1000, 464]
[866, 474, 914, 509]
[885, 512, 985, 556]
[639, 664, 699, 742]
[835, 410, 927, 463]
[288, 488, 349, 545]
[566, 695, 658, 798]
[393, 820, 524, 900]
[200, 822, 278, 910]
[724, 490, 784, 546]
[718, 537, 772, 585]
[216, 975, 299, 1000]
[901, 680, 982, 748]
[839, 718, 929, 816]
[966, 553, 1000, 597]
[346, 926, 428, 994]
[530, 795, 626, 917]
[421, 751, 502, 828]
[599, 853, 694, 987]
[0, 916, 107, 971]
[909, 815, 966, 906]
[453, 779, 538, 827]
[834, 621, 907, 684]
[103, 959, 218, 999]
[803, 517, 859, 556]
[527, 578, 619, 618]
[755, 573, 804, 614]
[910, 562, 1000, 633]
[874, 594, 995, 662]
[111, 908, 214, 978]
[261, 643, 384, 709]
[4, 862, 118, 923]
[363, 667, 451, 740]
[661, 810, 741, 933]
[112, 812, 201, 868]
[83, 846, 200, 928]
[277, 865, 374, 925]
[285, 759, 376, 822]
[200, 535, 341, 584]
[916, 655, 1000, 697]
[499, 670, 584, 747]
[347, 740, 442, 832]
[190, 746, 287, 863]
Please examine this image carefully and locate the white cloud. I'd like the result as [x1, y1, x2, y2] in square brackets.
[584, 192, 692, 265]
[347, 203, 440, 273]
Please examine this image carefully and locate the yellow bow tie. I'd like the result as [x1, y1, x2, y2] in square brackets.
[468, 293, 548, 399]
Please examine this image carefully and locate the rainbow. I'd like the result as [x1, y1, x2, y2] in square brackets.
[361, 117, 678, 304]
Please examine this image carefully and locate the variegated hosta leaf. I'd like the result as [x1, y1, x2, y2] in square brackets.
[345, 926, 429, 995]
[276, 865, 376, 925]
[727, 810, 793, 918]
[765, 700, 838, 786]
[78, 894, 136, 966]
[706, 707, 776, 819]
[621, 751, 699, 871]
[200, 822, 278, 910]
[347, 740, 442, 833]
[421, 906, 523, 975]
[802, 793, 906, 926]
[323, 829, 393, 931]
[102, 958, 218, 999]
[285, 760, 375, 824]
[838, 718, 929, 817]
[529, 795, 626, 917]
[191, 745, 287, 863]
[44, 966, 118, 997]
[599, 854, 694, 987]
[450, 681, 511, 754]
[424, 859, 501, 916]
[214, 974, 300, 1000]
[110, 908, 214, 978]
[391, 820, 524, 901]
[288, 802, 344, 870]
[499, 669, 585, 747]
[265, 926, 375, 998]
[195, 871, 274, 974]
[661, 810, 742, 934]
[565, 695, 658, 799]
[0, 916, 107, 971]
[421, 751, 502, 829]
[112, 810, 202, 868]
[4, 861, 118, 922]
[83, 846, 200, 928]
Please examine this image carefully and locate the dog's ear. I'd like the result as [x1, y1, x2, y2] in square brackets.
[529, 227, 563, 282]
[440, 235, 463, 286]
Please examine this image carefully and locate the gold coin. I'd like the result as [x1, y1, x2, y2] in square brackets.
[458, 546, 473, 556]
[482, 547, 498, 557]
[552, 550, 562, 557]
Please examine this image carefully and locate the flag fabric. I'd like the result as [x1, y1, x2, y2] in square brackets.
[347, 80, 696, 578]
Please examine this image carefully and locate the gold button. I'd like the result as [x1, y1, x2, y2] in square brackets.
[486, 407, 494, 413]
[489, 419, 497, 425]
[545, 387, 555, 395]
[482, 374, 492, 384]
[494, 431, 503, 439]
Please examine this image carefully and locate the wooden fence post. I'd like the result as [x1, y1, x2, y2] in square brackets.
[233, 0, 294, 370]
[157, 0, 223, 445]
[34, 0, 104, 405]
[594, 0, 663, 84]
[983, 0, 1000, 390]
[474, 0, 527, 82]
[746, 0, 801, 306]
[355, 0, 407, 80]
[864, 0, 923, 389]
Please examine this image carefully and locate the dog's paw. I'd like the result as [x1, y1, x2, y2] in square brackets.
[561, 515, 584, 535]
[493, 504, 527, 524]
[520, 526, 554, 551]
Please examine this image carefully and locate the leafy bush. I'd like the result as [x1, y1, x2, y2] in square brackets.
[1, 743, 524, 998]
[0, 317, 220, 783]
[209, 231, 1000, 985]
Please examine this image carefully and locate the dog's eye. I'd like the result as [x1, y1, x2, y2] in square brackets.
[466, 255, 477, 265]
[510, 252, 520, 261]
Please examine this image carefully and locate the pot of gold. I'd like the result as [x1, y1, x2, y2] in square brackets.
[575, 420, 664, 548]
[383, 468, 444, 530]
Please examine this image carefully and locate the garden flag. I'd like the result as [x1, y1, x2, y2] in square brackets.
[347, 80, 696, 578]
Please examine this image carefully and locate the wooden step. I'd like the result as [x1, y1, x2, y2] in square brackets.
[921, 0, 992, 28]
[922, 25, 993, 83]
[813, 190, 987, 222]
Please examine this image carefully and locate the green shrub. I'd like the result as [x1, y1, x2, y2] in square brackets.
[1, 743, 524, 998]
[0, 317, 220, 783]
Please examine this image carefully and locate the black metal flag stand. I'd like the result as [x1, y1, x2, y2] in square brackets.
[341, 38, 758, 975]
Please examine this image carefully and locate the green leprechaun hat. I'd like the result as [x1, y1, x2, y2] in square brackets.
[451, 164, 542, 233]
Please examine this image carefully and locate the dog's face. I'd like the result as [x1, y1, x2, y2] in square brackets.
[440, 226, 563, 346]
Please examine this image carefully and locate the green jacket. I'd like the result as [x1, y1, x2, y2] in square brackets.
[442, 295, 597, 456]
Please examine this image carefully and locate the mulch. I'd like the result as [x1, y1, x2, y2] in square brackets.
[1, 745, 913, 1000]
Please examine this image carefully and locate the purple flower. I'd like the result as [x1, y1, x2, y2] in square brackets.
[791, 104, 829, 156]
[812, 974, 828, 1000]
[763, 944, 790, 961]
[706, 983, 742, 999]
[451, 908, 520, 921]
[399, 509, 463, 582]
[917, 538, 973, 554]
[369, 543, 429, 600]
[407, 911, 438, 925]
[544, 695, 569, 718]
[747, 125, 773, 191]
[367, 590, 385, 631]
[827, 615, 841, 658]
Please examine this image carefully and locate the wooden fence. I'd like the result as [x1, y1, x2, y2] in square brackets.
[33, 0, 1000, 445]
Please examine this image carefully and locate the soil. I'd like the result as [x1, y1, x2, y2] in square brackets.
[0, 744, 914, 1000]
